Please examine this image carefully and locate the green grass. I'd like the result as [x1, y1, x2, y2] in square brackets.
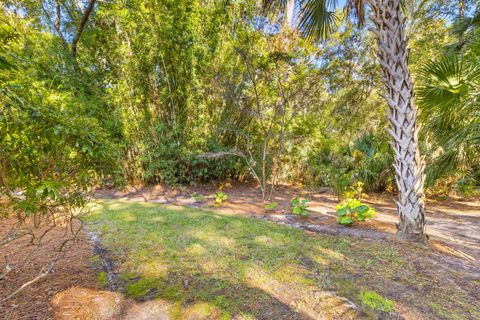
[84, 200, 479, 320]
[97, 271, 109, 288]
[360, 290, 394, 312]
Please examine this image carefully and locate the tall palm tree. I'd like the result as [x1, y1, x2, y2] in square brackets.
[264, 0, 428, 242]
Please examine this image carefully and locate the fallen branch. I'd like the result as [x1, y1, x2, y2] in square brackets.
[1, 258, 57, 302]
[0, 217, 85, 302]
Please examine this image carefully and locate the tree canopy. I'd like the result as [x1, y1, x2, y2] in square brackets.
[1, 0, 479, 216]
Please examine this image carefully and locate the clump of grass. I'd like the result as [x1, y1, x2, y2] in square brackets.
[97, 271, 109, 288]
[360, 290, 395, 312]
[89, 254, 101, 264]
[125, 278, 154, 298]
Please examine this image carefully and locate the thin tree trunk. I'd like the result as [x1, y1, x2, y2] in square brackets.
[368, 0, 427, 242]
[71, 0, 97, 57]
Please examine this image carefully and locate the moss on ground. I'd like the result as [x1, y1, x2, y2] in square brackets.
[84, 200, 479, 320]
[97, 271, 109, 288]
[360, 290, 395, 312]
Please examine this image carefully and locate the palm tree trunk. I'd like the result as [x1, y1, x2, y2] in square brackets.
[368, 0, 427, 242]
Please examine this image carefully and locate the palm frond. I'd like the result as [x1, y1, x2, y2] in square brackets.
[418, 42, 480, 186]
[451, 12, 480, 38]
[262, 0, 289, 11]
[297, 0, 338, 39]
[417, 56, 466, 112]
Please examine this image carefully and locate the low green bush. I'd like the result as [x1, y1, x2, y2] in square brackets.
[291, 197, 310, 216]
[264, 201, 279, 210]
[336, 198, 375, 225]
[214, 191, 229, 205]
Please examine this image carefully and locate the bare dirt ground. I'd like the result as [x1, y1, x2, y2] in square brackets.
[96, 182, 480, 263]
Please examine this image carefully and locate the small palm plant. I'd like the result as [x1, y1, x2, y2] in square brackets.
[417, 13, 480, 191]
[214, 191, 229, 206]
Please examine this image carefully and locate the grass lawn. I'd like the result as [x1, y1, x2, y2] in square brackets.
[85, 200, 479, 320]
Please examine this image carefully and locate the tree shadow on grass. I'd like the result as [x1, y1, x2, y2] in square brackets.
[85, 201, 389, 319]
[145, 272, 309, 319]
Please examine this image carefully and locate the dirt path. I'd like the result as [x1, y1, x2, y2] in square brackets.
[96, 183, 480, 264]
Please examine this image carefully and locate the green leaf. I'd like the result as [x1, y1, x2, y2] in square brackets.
[292, 207, 302, 214]
[338, 215, 353, 225]
[336, 207, 347, 217]
[355, 205, 370, 213]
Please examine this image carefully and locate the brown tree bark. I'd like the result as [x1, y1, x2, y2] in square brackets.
[71, 0, 97, 57]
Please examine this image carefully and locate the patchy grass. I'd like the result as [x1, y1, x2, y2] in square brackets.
[97, 271, 109, 288]
[360, 291, 394, 312]
[85, 200, 479, 320]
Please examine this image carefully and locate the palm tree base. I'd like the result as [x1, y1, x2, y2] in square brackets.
[396, 222, 428, 243]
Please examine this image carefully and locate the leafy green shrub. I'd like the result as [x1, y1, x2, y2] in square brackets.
[456, 175, 477, 197]
[352, 132, 394, 192]
[342, 181, 365, 200]
[142, 125, 245, 186]
[304, 133, 394, 194]
[336, 198, 375, 225]
[291, 197, 310, 216]
[0, 20, 120, 220]
[264, 201, 279, 210]
[214, 191, 229, 205]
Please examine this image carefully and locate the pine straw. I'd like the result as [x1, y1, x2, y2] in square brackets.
[0, 219, 98, 320]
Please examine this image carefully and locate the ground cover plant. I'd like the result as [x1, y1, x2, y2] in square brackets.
[291, 197, 311, 216]
[336, 199, 376, 225]
[84, 200, 480, 320]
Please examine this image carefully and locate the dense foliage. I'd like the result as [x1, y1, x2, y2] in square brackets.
[0, 10, 119, 218]
[418, 12, 480, 195]
[1, 0, 479, 219]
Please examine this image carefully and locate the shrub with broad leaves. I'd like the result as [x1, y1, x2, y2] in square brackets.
[291, 197, 310, 216]
[336, 198, 375, 225]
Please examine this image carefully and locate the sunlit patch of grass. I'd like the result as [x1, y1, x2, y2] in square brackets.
[84, 200, 479, 320]
[137, 261, 168, 278]
[119, 212, 137, 222]
[185, 243, 207, 256]
[181, 302, 225, 319]
[150, 216, 165, 222]
[360, 290, 394, 312]
[273, 263, 315, 286]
